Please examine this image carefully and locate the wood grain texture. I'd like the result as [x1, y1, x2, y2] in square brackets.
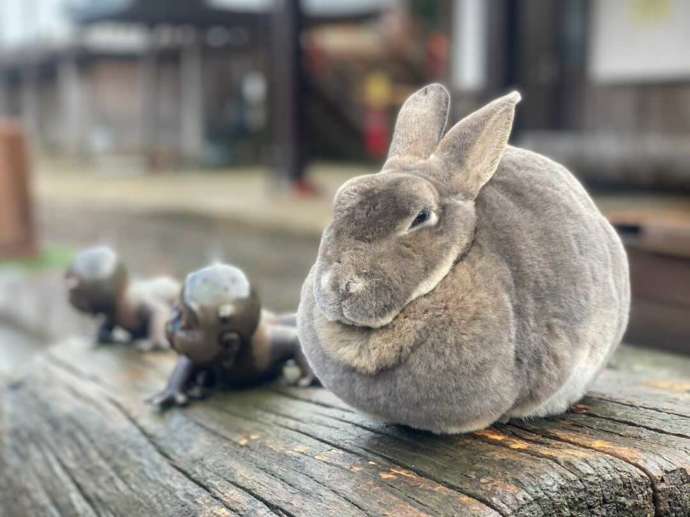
[1, 340, 689, 517]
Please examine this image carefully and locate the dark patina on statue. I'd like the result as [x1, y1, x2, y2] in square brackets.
[66, 246, 180, 350]
[149, 263, 316, 409]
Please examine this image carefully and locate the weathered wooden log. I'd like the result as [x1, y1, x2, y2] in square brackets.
[1, 340, 688, 516]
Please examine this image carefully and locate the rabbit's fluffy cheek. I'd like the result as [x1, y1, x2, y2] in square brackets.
[313, 204, 475, 328]
[313, 172, 477, 328]
[313, 260, 403, 327]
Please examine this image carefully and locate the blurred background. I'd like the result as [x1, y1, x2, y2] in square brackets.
[1, 0, 689, 376]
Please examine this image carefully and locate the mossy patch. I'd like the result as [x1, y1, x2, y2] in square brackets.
[0, 246, 74, 272]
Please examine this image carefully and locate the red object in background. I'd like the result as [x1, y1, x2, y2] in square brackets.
[292, 177, 320, 197]
[0, 121, 36, 259]
[364, 109, 390, 160]
[426, 32, 449, 79]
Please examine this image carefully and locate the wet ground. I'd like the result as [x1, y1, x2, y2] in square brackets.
[39, 201, 321, 312]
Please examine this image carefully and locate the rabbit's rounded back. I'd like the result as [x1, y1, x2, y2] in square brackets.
[298, 84, 629, 433]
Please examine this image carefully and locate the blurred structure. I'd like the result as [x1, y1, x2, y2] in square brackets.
[0, 0, 399, 179]
[450, 0, 690, 190]
[2, 0, 690, 188]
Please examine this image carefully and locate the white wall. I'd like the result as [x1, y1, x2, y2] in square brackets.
[0, 0, 73, 50]
[0, 0, 145, 53]
[450, 0, 487, 91]
[590, 0, 690, 82]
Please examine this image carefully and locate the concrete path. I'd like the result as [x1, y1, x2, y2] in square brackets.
[33, 160, 370, 238]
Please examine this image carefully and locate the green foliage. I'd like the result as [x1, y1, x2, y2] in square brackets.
[0, 246, 75, 272]
[409, 0, 444, 30]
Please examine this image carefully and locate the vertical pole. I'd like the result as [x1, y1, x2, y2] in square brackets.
[19, 0, 40, 148]
[555, 0, 589, 131]
[451, 0, 488, 93]
[0, 4, 6, 117]
[270, 0, 306, 188]
[0, 74, 8, 117]
[180, 28, 204, 165]
[140, 25, 158, 167]
[20, 64, 40, 149]
[58, 52, 82, 156]
[449, 0, 492, 118]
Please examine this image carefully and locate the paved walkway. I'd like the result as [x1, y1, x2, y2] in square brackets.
[33, 157, 690, 239]
[33, 159, 369, 237]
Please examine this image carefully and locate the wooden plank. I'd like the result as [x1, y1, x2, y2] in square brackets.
[619, 244, 690, 354]
[626, 247, 690, 307]
[627, 298, 690, 356]
[2, 339, 689, 516]
[595, 199, 690, 352]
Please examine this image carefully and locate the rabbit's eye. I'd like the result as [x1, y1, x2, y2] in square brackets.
[409, 208, 431, 229]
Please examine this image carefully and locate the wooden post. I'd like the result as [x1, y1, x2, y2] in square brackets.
[269, 0, 306, 187]
[0, 122, 36, 258]
[179, 29, 205, 165]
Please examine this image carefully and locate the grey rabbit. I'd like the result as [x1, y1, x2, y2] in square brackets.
[297, 84, 630, 433]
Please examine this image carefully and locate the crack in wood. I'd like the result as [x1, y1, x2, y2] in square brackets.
[204, 397, 502, 516]
[498, 428, 618, 517]
[40, 442, 103, 517]
[470, 431, 594, 515]
[214, 403, 509, 516]
[588, 394, 690, 420]
[46, 357, 285, 517]
[202, 401, 464, 516]
[574, 408, 690, 440]
[256, 391, 659, 516]
[509, 422, 663, 517]
[105, 394, 286, 517]
[292, 403, 635, 516]
[47, 356, 335, 516]
[270, 386, 356, 413]
[220, 386, 661, 516]
[183, 412, 377, 517]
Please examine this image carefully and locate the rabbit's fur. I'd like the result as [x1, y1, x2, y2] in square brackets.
[297, 84, 630, 434]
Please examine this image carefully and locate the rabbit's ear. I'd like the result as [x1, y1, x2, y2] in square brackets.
[384, 83, 450, 165]
[433, 91, 521, 199]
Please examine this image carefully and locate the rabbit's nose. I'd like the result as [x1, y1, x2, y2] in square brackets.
[341, 277, 364, 296]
